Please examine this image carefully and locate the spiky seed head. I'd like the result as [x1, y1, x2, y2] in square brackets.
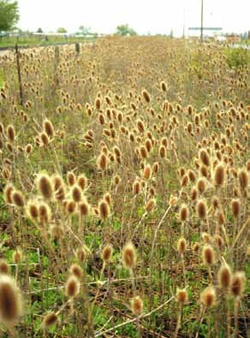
[38, 202, 51, 224]
[199, 149, 210, 167]
[176, 289, 188, 304]
[78, 198, 90, 217]
[203, 245, 215, 266]
[131, 296, 143, 316]
[98, 153, 109, 171]
[231, 199, 240, 219]
[102, 244, 113, 262]
[67, 172, 76, 186]
[71, 185, 82, 203]
[133, 180, 141, 195]
[42, 312, 58, 329]
[218, 263, 232, 290]
[193, 242, 200, 253]
[65, 276, 80, 298]
[188, 170, 196, 182]
[11, 190, 25, 208]
[43, 119, 54, 138]
[4, 185, 13, 204]
[78, 174, 88, 190]
[0, 260, 10, 275]
[197, 178, 206, 194]
[196, 200, 207, 219]
[179, 205, 189, 222]
[238, 169, 248, 190]
[70, 264, 83, 280]
[159, 145, 166, 158]
[145, 198, 156, 212]
[201, 287, 216, 308]
[37, 174, 53, 200]
[191, 187, 198, 201]
[139, 146, 148, 159]
[143, 165, 152, 180]
[214, 163, 226, 187]
[230, 272, 246, 298]
[142, 89, 151, 103]
[212, 196, 220, 210]
[67, 200, 76, 214]
[27, 200, 39, 219]
[0, 275, 23, 325]
[13, 251, 22, 265]
[99, 199, 110, 220]
[178, 238, 187, 254]
[76, 247, 87, 262]
[122, 242, 136, 269]
[104, 193, 112, 206]
[40, 132, 49, 146]
[6, 125, 15, 142]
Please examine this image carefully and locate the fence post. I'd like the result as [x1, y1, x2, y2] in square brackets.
[15, 43, 24, 106]
[75, 42, 80, 55]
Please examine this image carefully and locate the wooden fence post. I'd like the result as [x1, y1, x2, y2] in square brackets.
[15, 43, 24, 106]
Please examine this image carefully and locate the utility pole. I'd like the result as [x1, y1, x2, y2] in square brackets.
[201, 0, 204, 42]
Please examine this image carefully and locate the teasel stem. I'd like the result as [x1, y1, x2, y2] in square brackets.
[174, 304, 183, 338]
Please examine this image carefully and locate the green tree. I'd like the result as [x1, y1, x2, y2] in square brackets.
[115, 24, 137, 36]
[37, 27, 43, 33]
[57, 27, 67, 33]
[78, 25, 91, 35]
[0, 0, 19, 31]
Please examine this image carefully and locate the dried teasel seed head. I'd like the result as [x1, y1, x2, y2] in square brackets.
[0, 275, 23, 325]
[196, 200, 207, 219]
[4, 185, 14, 204]
[230, 272, 246, 298]
[98, 199, 110, 220]
[43, 119, 55, 138]
[202, 245, 215, 266]
[76, 246, 87, 262]
[178, 238, 187, 254]
[201, 287, 216, 308]
[197, 178, 206, 194]
[214, 163, 226, 187]
[176, 289, 188, 304]
[145, 198, 156, 212]
[218, 263, 232, 290]
[212, 196, 220, 210]
[102, 244, 113, 262]
[42, 312, 58, 329]
[70, 264, 83, 280]
[98, 153, 109, 171]
[67, 172, 76, 186]
[65, 276, 80, 298]
[78, 198, 90, 217]
[193, 242, 200, 253]
[6, 125, 15, 142]
[122, 242, 136, 269]
[13, 251, 22, 265]
[238, 169, 248, 190]
[0, 260, 10, 275]
[133, 180, 141, 195]
[40, 132, 49, 146]
[231, 199, 240, 219]
[199, 149, 210, 167]
[142, 89, 151, 104]
[26, 200, 39, 219]
[37, 174, 53, 200]
[38, 202, 51, 224]
[71, 185, 82, 203]
[143, 165, 152, 180]
[104, 192, 112, 206]
[179, 205, 189, 222]
[131, 296, 143, 316]
[11, 190, 25, 208]
[78, 174, 88, 191]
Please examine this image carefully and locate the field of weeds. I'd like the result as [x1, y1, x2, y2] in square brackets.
[0, 37, 249, 337]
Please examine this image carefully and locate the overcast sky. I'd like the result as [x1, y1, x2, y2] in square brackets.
[17, 0, 250, 36]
